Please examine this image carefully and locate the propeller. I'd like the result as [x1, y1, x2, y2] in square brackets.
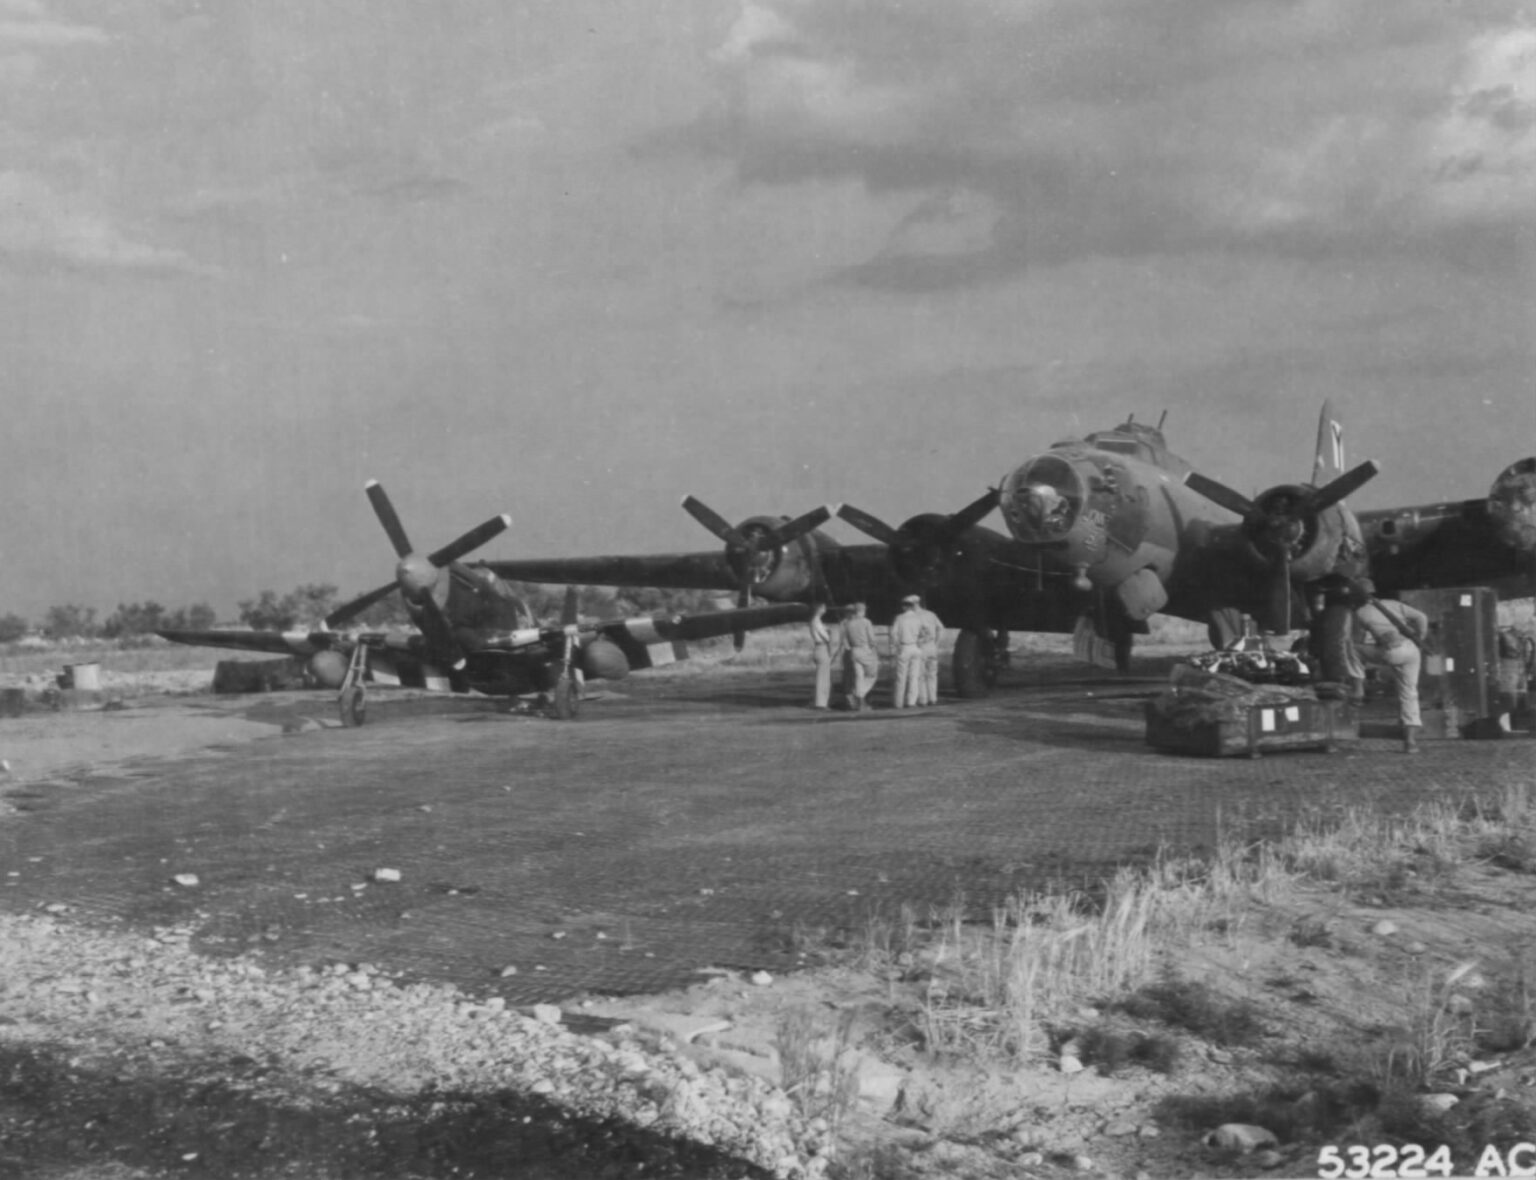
[836, 488, 1000, 588]
[324, 481, 511, 666]
[681, 496, 834, 649]
[1183, 460, 1379, 632]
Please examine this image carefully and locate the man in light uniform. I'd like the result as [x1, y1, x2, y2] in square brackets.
[808, 603, 842, 710]
[916, 601, 944, 705]
[841, 600, 880, 712]
[1348, 578, 1429, 753]
[890, 594, 926, 708]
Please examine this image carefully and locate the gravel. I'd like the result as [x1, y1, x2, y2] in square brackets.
[0, 911, 825, 1177]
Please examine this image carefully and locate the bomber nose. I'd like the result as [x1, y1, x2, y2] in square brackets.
[1001, 454, 1085, 541]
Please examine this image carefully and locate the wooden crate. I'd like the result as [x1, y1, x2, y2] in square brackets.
[1145, 698, 1352, 758]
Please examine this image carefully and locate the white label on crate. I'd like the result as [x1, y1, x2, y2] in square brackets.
[1260, 709, 1276, 732]
[1285, 706, 1300, 722]
[1460, 594, 1472, 606]
[1446, 657, 1456, 671]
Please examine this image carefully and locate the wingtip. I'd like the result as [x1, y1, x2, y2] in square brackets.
[364, 478, 380, 490]
[498, 513, 512, 527]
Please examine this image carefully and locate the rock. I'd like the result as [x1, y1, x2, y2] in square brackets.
[1059, 1054, 1085, 1074]
[1016, 1152, 1044, 1167]
[1204, 1124, 1280, 1153]
[1138, 1123, 1161, 1139]
[499, 965, 518, 977]
[1468, 1059, 1501, 1075]
[1070, 1153, 1095, 1171]
[1104, 1120, 1138, 1137]
[1420, 1093, 1460, 1114]
[1371, 919, 1399, 936]
[852, 1055, 905, 1113]
[1407, 941, 1427, 954]
[1207, 1047, 1234, 1065]
[172, 874, 200, 887]
[750, 970, 773, 986]
[1445, 993, 1474, 1016]
[1254, 1149, 1285, 1169]
[531, 1003, 562, 1026]
[371, 868, 401, 883]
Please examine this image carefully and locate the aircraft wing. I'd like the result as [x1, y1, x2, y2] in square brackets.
[156, 628, 350, 655]
[482, 552, 737, 592]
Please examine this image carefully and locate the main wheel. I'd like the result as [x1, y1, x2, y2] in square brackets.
[1313, 602, 1356, 685]
[551, 673, 581, 720]
[338, 684, 367, 728]
[951, 630, 994, 699]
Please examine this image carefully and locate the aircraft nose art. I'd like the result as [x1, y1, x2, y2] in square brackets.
[1001, 454, 1085, 543]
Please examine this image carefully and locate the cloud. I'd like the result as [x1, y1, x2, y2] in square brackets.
[678, 0, 1536, 282]
[0, 170, 209, 275]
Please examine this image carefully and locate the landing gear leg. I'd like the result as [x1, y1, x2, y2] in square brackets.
[951, 630, 998, 699]
[550, 672, 581, 720]
[337, 644, 369, 727]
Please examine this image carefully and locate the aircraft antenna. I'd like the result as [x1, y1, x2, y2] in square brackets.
[1157, 410, 1168, 430]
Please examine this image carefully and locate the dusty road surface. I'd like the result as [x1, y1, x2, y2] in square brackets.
[2, 655, 1533, 1179]
[3, 658, 1526, 1004]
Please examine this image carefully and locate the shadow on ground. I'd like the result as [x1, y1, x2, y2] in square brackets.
[0, 1040, 766, 1180]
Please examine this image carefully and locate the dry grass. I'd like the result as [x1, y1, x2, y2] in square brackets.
[906, 787, 1536, 1069]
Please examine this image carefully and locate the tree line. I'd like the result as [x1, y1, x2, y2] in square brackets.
[0, 582, 722, 643]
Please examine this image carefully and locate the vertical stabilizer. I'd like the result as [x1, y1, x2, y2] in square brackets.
[1312, 400, 1347, 486]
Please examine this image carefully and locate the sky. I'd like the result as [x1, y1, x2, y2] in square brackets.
[1, 0, 1532, 620]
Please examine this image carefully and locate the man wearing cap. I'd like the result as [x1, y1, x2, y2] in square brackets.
[808, 602, 842, 710]
[841, 600, 879, 711]
[917, 601, 944, 706]
[1347, 577, 1429, 753]
[890, 595, 926, 708]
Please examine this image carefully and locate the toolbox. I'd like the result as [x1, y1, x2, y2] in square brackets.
[1145, 696, 1353, 758]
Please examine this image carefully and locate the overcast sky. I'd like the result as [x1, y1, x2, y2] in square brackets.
[2, 0, 1532, 619]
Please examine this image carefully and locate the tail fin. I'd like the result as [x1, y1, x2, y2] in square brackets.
[1312, 399, 1347, 487]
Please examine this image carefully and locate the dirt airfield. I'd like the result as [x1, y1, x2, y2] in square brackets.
[2, 642, 1533, 1179]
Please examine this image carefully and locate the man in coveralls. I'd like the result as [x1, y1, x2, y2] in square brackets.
[917, 600, 944, 706]
[890, 594, 925, 708]
[841, 600, 880, 711]
[1347, 577, 1429, 754]
[808, 603, 842, 710]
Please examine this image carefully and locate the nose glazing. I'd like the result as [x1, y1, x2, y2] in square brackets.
[1002, 455, 1085, 541]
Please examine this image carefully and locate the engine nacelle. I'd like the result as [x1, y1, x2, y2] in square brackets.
[1242, 485, 1366, 584]
[1491, 458, 1536, 559]
[579, 637, 631, 682]
[728, 515, 819, 600]
[307, 650, 349, 689]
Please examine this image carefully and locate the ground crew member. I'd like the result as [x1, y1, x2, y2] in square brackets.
[1347, 578, 1429, 753]
[841, 600, 879, 711]
[808, 603, 842, 710]
[918, 601, 944, 706]
[890, 595, 925, 708]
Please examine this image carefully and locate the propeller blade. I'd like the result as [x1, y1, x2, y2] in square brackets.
[1183, 471, 1258, 519]
[426, 513, 511, 568]
[941, 487, 1001, 540]
[365, 480, 414, 558]
[835, 504, 903, 547]
[681, 495, 750, 549]
[414, 593, 466, 670]
[324, 581, 398, 629]
[769, 504, 834, 547]
[1310, 460, 1379, 512]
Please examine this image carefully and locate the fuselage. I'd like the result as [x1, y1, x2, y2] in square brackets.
[997, 422, 1237, 623]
